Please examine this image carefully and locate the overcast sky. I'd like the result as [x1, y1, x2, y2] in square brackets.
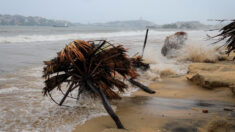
[0, 0, 234, 24]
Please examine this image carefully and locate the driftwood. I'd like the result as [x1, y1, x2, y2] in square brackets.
[131, 29, 150, 71]
[141, 29, 149, 57]
[42, 40, 155, 129]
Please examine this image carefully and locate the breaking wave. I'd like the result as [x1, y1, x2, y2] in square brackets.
[177, 41, 222, 63]
[141, 35, 222, 80]
[0, 30, 176, 44]
[0, 65, 138, 132]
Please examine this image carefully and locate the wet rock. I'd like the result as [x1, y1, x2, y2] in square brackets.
[161, 32, 187, 57]
[223, 107, 234, 111]
[207, 120, 232, 132]
[187, 73, 230, 89]
[187, 63, 235, 92]
[202, 109, 208, 113]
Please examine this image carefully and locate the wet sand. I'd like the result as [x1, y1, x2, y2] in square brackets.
[73, 72, 235, 132]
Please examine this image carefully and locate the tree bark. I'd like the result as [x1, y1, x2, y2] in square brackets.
[129, 78, 155, 94]
[59, 83, 74, 106]
[87, 80, 125, 129]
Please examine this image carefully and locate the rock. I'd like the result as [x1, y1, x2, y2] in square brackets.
[187, 63, 235, 91]
[161, 32, 187, 56]
[187, 73, 230, 89]
[207, 120, 232, 132]
[202, 109, 208, 113]
[223, 107, 234, 111]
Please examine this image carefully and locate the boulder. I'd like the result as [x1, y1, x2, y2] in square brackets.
[161, 32, 187, 56]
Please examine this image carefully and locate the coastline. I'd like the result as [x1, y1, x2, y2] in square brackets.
[73, 60, 235, 132]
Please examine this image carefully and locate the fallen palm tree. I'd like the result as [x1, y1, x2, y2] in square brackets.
[42, 40, 155, 129]
[212, 20, 235, 60]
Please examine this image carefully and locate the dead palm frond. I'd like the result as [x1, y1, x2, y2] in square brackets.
[42, 40, 155, 129]
[212, 20, 235, 57]
[131, 56, 150, 71]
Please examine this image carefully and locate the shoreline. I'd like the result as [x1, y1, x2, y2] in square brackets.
[73, 61, 235, 132]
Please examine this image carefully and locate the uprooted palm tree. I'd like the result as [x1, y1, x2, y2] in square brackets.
[212, 20, 235, 59]
[42, 40, 155, 129]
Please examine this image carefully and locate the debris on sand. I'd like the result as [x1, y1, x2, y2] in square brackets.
[223, 107, 234, 111]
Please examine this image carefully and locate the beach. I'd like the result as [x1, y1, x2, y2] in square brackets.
[0, 26, 234, 132]
[73, 62, 235, 132]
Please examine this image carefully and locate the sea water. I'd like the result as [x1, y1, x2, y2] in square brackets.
[0, 26, 220, 131]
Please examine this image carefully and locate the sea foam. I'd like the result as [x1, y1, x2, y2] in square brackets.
[0, 30, 176, 44]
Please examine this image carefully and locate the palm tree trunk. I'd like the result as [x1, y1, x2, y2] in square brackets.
[87, 80, 125, 129]
[129, 78, 155, 94]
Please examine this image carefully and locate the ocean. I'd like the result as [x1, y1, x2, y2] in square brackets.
[0, 26, 219, 131]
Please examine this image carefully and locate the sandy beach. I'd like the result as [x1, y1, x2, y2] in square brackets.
[73, 60, 235, 132]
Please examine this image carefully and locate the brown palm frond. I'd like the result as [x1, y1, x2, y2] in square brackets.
[212, 20, 235, 56]
[43, 40, 138, 100]
[130, 56, 150, 71]
[43, 74, 70, 95]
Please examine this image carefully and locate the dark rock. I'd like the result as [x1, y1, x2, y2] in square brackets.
[161, 32, 187, 56]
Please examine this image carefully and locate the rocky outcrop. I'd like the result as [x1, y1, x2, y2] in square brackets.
[186, 63, 235, 94]
[161, 32, 187, 56]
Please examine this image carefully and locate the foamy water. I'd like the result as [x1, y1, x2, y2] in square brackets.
[0, 66, 139, 132]
[0, 67, 109, 131]
[0, 30, 177, 44]
[0, 28, 222, 132]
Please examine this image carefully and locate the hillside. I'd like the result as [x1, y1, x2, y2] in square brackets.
[0, 14, 212, 29]
[92, 20, 158, 28]
[162, 21, 210, 29]
[0, 14, 73, 26]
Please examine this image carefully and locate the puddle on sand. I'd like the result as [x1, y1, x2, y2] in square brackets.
[118, 96, 235, 114]
[112, 96, 235, 131]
